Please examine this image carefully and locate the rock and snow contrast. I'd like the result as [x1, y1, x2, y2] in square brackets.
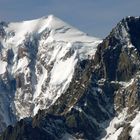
[0, 15, 101, 132]
[1, 15, 140, 140]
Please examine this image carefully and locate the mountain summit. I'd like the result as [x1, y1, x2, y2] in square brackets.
[5, 15, 99, 43]
[0, 15, 101, 133]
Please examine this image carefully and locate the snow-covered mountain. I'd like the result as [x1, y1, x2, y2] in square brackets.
[0, 15, 101, 132]
[1, 15, 140, 140]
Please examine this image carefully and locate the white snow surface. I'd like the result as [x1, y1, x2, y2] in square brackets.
[0, 60, 7, 74]
[101, 108, 128, 140]
[5, 15, 100, 45]
[50, 51, 77, 85]
[0, 14, 101, 127]
[131, 112, 140, 140]
[119, 78, 135, 88]
[16, 56, 29, 72]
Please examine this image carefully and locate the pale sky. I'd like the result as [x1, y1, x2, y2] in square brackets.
[0, 0, 139, 38]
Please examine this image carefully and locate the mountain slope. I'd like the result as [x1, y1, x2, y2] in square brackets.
[0, 15, 101, 132]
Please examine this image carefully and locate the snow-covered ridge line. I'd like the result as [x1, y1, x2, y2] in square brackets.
[4, 14, 101, 45]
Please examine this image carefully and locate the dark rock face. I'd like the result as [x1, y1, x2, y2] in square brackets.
[1, 16, 140, 140]
[126, 17, 140, 52]
[0, 22, 7, 38]
[47, 59, 115, 139]
[94, 17, 140, 82]
[0, 115, 65, 140]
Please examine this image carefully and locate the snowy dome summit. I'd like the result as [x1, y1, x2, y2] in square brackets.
[3, 15, 101, 59]
[5, 14, 100, 44]
[0, 15, 101, 132]
[1, 16, 140, 140]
